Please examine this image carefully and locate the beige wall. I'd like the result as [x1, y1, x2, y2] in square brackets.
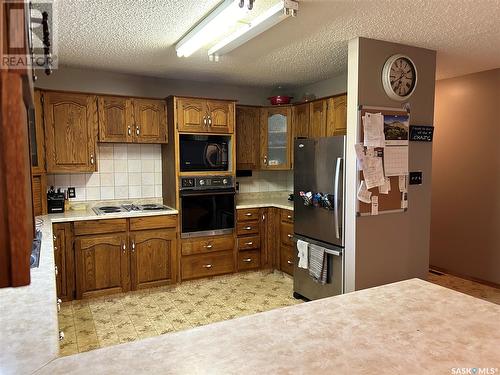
[430, 68, 500, 285]
[346, 37, 436, 291]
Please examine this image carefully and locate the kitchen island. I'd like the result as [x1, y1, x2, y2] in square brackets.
[35, 278, 499, 374]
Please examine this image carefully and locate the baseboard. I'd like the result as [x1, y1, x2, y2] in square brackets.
[429, 265, 500, 289]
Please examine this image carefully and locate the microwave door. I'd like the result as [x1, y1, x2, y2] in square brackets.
[205, 143, 221, 168]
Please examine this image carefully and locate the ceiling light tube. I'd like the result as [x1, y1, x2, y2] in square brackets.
[175, 0, 248, 58]
[208, 0, 298, 57]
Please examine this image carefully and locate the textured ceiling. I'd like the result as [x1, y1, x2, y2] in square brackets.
[48, 0, 500, 86]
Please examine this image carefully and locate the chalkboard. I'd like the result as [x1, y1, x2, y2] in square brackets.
[409, 125, 434, 142]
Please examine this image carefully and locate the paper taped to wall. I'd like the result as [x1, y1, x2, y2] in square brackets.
[357, 180, 372, 204]
[399, 175, 408, 193]
[355, 143, 365, 170]
[384, 146, 409, 176]
[362, 156, 385, 189]
[371, 196, 379, 215]
[362, 112, 385, 148]
[378, 177, 391, 194]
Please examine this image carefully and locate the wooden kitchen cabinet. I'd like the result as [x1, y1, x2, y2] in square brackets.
[31, 90, 46, 174]
[75, 232, 130, 299]
[326, 94, 347, 136]
[130, 229, 176, 290]
[279, 209, 294, 276]
[309, 100, 327, 138]
[43, 91, 98, 173]
[292, 102, 309, 139]
[98, 96, 167, 144]
[236, 106, 260, 170]
[32, 174, 47, 216]
[176, 97, 235, 134]
[53, 223, 75, 301]
[260, 106, 292, 170]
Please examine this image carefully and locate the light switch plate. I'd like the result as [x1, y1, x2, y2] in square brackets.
[409, 172, 422, 185]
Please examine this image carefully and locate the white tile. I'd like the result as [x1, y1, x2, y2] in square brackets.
[155, 185, 163, 198]
[114, 186, 129, 199]
[127, 159, 141, 173]
[70, 174, 86, 187]
[140, 144, 155, 160]
[141, 159, 154, 173]
[151, 145, 162, 160]
[141, 172, 154, 186]
[127, 144, 141, 160]
[99, 144, 114, 160]
[86, 173, 100, 187]
[128, 173, 142, 186]
[113, 144, 128, 160]
[74, 187, 86, 201]
[114, 172, 129, 186]
[154, 172, 162, 185]
[154, 160, 162, 173]
[129, 185, 142, 199]
[100, 186, 115, 200]
[99, 159, 114, 173]
[100, 173, 114, 187]
[54, 174, 70, 188]
[142, 185, 154, 198]
[114, 159, 128, 173]
[86, 187, 100, 200]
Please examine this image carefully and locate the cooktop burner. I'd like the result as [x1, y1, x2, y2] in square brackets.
[93, 203, 169, 215]
[137, 204, 169, 211]
[93, 205, 127, 215]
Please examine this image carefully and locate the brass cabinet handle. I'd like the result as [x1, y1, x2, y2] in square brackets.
[287, 234, 293, 239]
[244, 226, 252, 230]
[53, 235, 57, 241]
[54, 246, 58, 251]
[263, 155, 268, 165]
[122, 243, 126, 253]
[90, 154, 94, 165]
[287, 215, 292, 219]
[54, 265, 58, 276]
[287, 260, 293, 265]
[204, 244, 213, 249]
[203, 116, 207, 126]
[203, 264, 213, 269]
[245, 241, 253, 246]
[208, 116, 212, 126]
[131, 241, 135, 253]
[243, 258, 252, 263]
[59, 331, 65, 341]
[136, 125, 140, 135]
[128, 126, 132, 136]
[245, 213, 252, 216]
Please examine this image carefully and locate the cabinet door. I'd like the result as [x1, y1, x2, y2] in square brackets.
[32, 174, 47, 216]
[176, 97, 207, 133]
[260, 107, 292, 170]
[30, 90, 46, 174]
[133, 99, 168, 143]
[292, 103, 309, 139]
[130, 229, 176, 290]
[53, 223, 75, 301]
[236, 106, 260, 170]
[326, 95, 347, 136]
[97, 96, 132, 143]
[309, 100, 327, 138]
[206, 100, 234, 133]
[75, 233, 129, 299]
[43, 91, 97, 173]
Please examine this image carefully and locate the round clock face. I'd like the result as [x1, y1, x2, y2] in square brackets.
[382, 54, 418, 101]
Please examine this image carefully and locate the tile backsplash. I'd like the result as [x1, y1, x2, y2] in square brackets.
[47, 144, 163, 201]
[236, 170, 293, 193]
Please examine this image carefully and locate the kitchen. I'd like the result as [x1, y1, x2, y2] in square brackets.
[1, 1, 499, 374]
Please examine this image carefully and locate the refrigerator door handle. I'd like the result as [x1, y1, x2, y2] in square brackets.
[334, 157, 342, 239]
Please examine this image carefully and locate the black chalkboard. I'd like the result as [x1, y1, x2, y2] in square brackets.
[409, 125, 434, 142]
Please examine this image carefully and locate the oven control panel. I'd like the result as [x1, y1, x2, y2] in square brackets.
[180, 176, 234, 190]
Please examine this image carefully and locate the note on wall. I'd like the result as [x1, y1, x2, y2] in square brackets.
[362, 112, 385, 148]
[378, 177, 391, 194]
[384, 146, 408, 176]
[357, 181, 372, 204]
[362, 156, 385, 189]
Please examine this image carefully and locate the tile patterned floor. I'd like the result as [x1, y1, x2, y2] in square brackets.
[58, 271, 301, 356]
[58, 270, 500, 357]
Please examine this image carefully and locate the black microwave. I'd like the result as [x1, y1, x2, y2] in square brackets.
[180, 135, 229, 172]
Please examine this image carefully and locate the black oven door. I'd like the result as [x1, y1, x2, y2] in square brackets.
[180, 189, 235, 238]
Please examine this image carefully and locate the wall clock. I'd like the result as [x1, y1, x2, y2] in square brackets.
[382, 54, 418, 101]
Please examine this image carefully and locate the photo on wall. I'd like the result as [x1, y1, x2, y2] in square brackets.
[384, 115, 409, 145]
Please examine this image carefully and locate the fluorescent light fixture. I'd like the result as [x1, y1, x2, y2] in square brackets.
[175, 0, 248, 58]
[208, 0, 298, 57]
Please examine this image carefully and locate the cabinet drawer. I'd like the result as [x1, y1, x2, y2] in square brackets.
[181, 235, 235, 256]
[280, 245, 295, 276]
[73, 219, 127, 236]
[281, 209, 294, 224]
[129, 215, 177, 231]
[280, 222, 294, 247]
[238, 250, 261, 271]
[237, 235, 260, 251]
[237, 221, 260, 236]
[181, 251, 234, 280]
[237, 208, 260, 222]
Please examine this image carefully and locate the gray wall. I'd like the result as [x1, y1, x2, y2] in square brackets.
[292, 73, 347, 101]
[430, 68, 500, 285]
[347, 37, 436, 290]
[35, 66, 272, 105]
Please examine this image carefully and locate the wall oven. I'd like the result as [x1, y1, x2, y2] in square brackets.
[179, 134, 229, 172]
[180, 176, 235, 238]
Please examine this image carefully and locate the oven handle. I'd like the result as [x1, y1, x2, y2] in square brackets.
[180, 189, 236, 197]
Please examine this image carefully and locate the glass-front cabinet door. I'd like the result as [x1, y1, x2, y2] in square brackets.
[260, 107, 292, 170]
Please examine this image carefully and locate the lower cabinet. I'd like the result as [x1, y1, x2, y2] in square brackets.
[236, 208, 264, 271]
[53, 223, 75, 301]
[279, 209, 295, 276]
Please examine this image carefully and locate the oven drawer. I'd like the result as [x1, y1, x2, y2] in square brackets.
[237, 208, 260, 222]
[181, 251, 234, 280]
[181, 235, 235, 256]
[281, 209, 294, 224]
[238, 250, 260, 271]
[236, 221, 260, 236]
[280, 245, 294, 276]
[237, 235, 260, 251]
[280, 222, 294, 247]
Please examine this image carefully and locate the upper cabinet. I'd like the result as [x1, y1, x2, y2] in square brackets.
[260, 107, 292, 170]
[30, 90, 46, 174]
[176, 97, 235, 134]
[292, 103, 309, 139]
[98, 96, 167, 144]
[309, 100, 327, 138]
[43, 91, 98, 173]
[326, 94, 347, 136]
[236, 106, 260, 170]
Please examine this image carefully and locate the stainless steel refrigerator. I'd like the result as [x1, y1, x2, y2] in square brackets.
[293, 136, 345, 300]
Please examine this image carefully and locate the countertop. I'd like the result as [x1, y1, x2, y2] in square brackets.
[34, 278, 500, 374]
[236, 192, 293, 210]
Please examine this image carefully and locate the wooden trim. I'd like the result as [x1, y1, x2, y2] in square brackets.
[429, 266, 500, 290]
[167, 95, 238, 103]
[37, 88, 167, 101]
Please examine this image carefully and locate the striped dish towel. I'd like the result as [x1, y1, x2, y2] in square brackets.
[308, 243, 327, 284]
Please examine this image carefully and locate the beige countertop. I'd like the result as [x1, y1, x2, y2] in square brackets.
[236, 192, 293, 210]
[33, 278, 500, 374]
